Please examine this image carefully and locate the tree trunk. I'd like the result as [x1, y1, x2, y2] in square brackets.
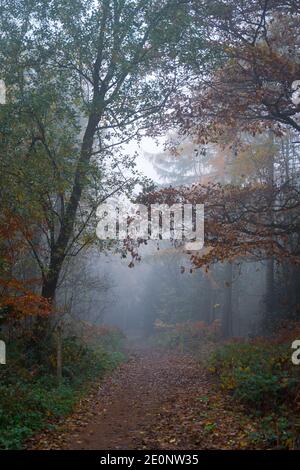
[202, 277, 212, 323]
[56, 325, 62, 384]
[34, 114, 100, 353]
[209, 290, 216, 323]
[222, 262, 233, 338]
[41, 113, 100, 300]
[265, 131, 275, 321]
[221, 144, 236, 338]
[266, 257, 274, 315]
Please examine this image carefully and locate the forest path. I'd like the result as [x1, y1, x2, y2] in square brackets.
[28, 349, 255, 450]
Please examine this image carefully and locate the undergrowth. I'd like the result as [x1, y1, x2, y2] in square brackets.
[0, 327, 126, 449]
[209, 327, 300, 449]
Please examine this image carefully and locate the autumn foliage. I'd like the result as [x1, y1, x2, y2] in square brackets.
[140, 181, 300, 269]
[0, 212, 50, 319]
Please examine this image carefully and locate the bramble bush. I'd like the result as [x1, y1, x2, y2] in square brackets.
[209, 327, 300, 448]
[209, 342, 298, 409]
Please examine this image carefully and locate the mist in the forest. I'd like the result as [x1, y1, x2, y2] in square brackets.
[55, 133, 281, 343]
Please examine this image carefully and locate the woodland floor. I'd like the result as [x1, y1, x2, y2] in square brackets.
[27, 349, 258, 450]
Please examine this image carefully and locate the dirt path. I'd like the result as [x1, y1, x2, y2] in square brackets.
[28, 349, 257, 450]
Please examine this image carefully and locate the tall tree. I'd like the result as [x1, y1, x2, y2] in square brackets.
[0, 0, 205, 311]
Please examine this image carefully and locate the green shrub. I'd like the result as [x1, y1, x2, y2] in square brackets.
[209, 340, 300, 448]
[0, 377, 78, 449]
[0, 334, 126, 449]
[210, 342, 298, 409]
